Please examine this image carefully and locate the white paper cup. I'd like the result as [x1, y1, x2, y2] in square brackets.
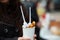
[23, 27, 35, 40]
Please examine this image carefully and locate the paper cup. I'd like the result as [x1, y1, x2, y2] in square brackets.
[23, 27, 35, 40]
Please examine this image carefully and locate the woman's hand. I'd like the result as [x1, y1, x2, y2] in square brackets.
[18, 34, 37, 40]
[18, 37, 31, 40]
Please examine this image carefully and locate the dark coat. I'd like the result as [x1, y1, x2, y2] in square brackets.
[0, 1, 29, 40]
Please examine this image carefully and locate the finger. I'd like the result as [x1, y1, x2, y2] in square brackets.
[18, 37, 31, 40]
[34, 34, 37, 37]
[34, 39, 37, 40]
[33, 34, 37, 40]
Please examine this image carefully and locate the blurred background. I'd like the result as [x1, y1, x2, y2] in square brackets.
[20, 0, 60, 12]
[20, 0, 60, 40]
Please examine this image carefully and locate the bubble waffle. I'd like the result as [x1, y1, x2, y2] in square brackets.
[28, 21, 36, 28]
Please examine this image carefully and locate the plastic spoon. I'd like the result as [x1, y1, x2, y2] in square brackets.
[20, 6, 28, 28]
[28, 7, 31, 27]
[29, 7, 31, 24]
